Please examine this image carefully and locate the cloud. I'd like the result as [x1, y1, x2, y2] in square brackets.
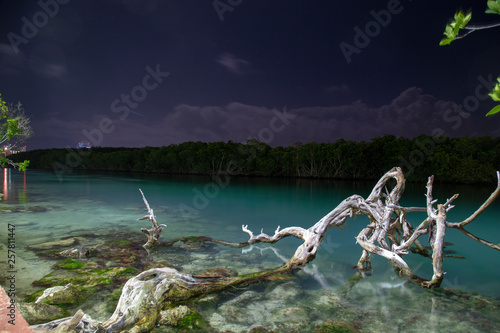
[31, 87, 481, 149]
[216, 52, 250, 75]
[0, 42, 67, 78]
[30, 60, 67, 78]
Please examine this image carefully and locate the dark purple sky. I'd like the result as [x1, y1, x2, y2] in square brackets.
[1, 0, 499, 149]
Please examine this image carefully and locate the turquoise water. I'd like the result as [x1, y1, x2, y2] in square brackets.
[1, 168, 500, 332]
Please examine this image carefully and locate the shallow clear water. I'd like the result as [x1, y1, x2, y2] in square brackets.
[1, 168, 500, 332]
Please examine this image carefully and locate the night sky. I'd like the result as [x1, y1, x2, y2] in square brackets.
[1, 0, 499, 150]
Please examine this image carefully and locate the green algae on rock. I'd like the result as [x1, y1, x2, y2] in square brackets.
[157, 305, 205, 329]
[17, 301, 71, 325]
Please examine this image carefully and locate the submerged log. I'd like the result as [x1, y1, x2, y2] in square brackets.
[30, 167, 500, 332]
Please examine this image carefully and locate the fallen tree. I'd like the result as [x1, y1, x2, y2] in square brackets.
[31, 167, 500, 332]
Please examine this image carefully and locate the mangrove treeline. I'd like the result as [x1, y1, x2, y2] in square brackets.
[10, 135, 500, 184]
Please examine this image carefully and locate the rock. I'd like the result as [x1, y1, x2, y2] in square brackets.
[26, 205, 50, 213]
[272, 306, 311, 331]
[158, 305, 193, 327]
[266, 281, 303, 302]
[16, 301, 70, 325]
[313, 291, 343, 308]
[197, 294, 220, 310]
[217, 291, 261, 325]
[28, 238, 79, 251]
[217, 291, 281, 326]
[224, 290, 261, 306]
[35, 283, 86, 306]
[315, 318, 360, 333]
[59, 247, 97, 259]
[34, 265, 137, 290]
[59, 248, 81, 259]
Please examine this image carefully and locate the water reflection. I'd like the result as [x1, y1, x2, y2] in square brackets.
[1, 168, 28, 203]
[242, 244, 330, 287]
[2, 167, 10, 201]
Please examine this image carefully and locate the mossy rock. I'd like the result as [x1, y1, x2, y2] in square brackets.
[249, 327, 273, 333]
[158, 305, 208, 330]
[33, 249, 66, 259]
[105, 287, 124, 313]
[314, 319, 360, 333]
[33, 283, 90, 308]
[32, 265, 139, 310]
[17, 301, 71, 325]
[24, 289, 45, 303]
[94, 238, 145, 266]
[53, 258, 87, 270]
[33, 270, 84, 288]
[178, 310, 204, 329]
[143, 260, 182, 272]
[28, 238, 80, 251]
[59, 247, 98, 259]
[35, 263, 138, 288]
[174, 236, 217, 251]
[109, 239, 134, 247]
[315, 325, 352, 333]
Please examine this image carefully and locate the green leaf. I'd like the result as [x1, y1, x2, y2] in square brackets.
[489, 80, 500, 102]
[486, 105, 500, 116]
[486, 0, 500, 14]
[440, 11, 471, 45]
[490, 93, 500, 102]
[464, 12, 472, 25]
[6, 118, 22, 139]
[452, 10, 472, 34]
[439, 38, 455, 46]
[18, 160, 30, 172]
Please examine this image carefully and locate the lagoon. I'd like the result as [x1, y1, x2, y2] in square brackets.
[1, 168, 500, 332]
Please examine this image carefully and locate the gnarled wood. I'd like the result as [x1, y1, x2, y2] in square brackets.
[138, 189, 166, 249]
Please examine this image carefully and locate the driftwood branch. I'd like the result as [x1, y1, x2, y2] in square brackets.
[243, 167, 500, 286]
[450, 171, 500, 227]
[445, 171, 500, 251]
[138, 189, 166, 249]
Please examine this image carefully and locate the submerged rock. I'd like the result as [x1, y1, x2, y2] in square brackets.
[28, 238, 79, 251]
[16, 301, 70, 325]
[35, 283, 87, 307]
[158, 305, 195, 327]
[33, 264, 137, 290]
[28, 262, 138, 318]
[266, 281, 303, 302]
[314, 318, 360, 333]
[59, 247, 97, 259]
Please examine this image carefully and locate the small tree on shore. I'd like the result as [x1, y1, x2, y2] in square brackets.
[0, 93, 32, 171]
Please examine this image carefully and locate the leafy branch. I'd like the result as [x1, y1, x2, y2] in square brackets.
[439, 10, 472, 46]
[439, 1, 500, 116]
[0, 93, 31, 171]
[486, 78, 500, 116]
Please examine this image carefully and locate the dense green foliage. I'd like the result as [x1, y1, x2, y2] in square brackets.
[10, 135, 500, 184]
[0, 93, 31, 171]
